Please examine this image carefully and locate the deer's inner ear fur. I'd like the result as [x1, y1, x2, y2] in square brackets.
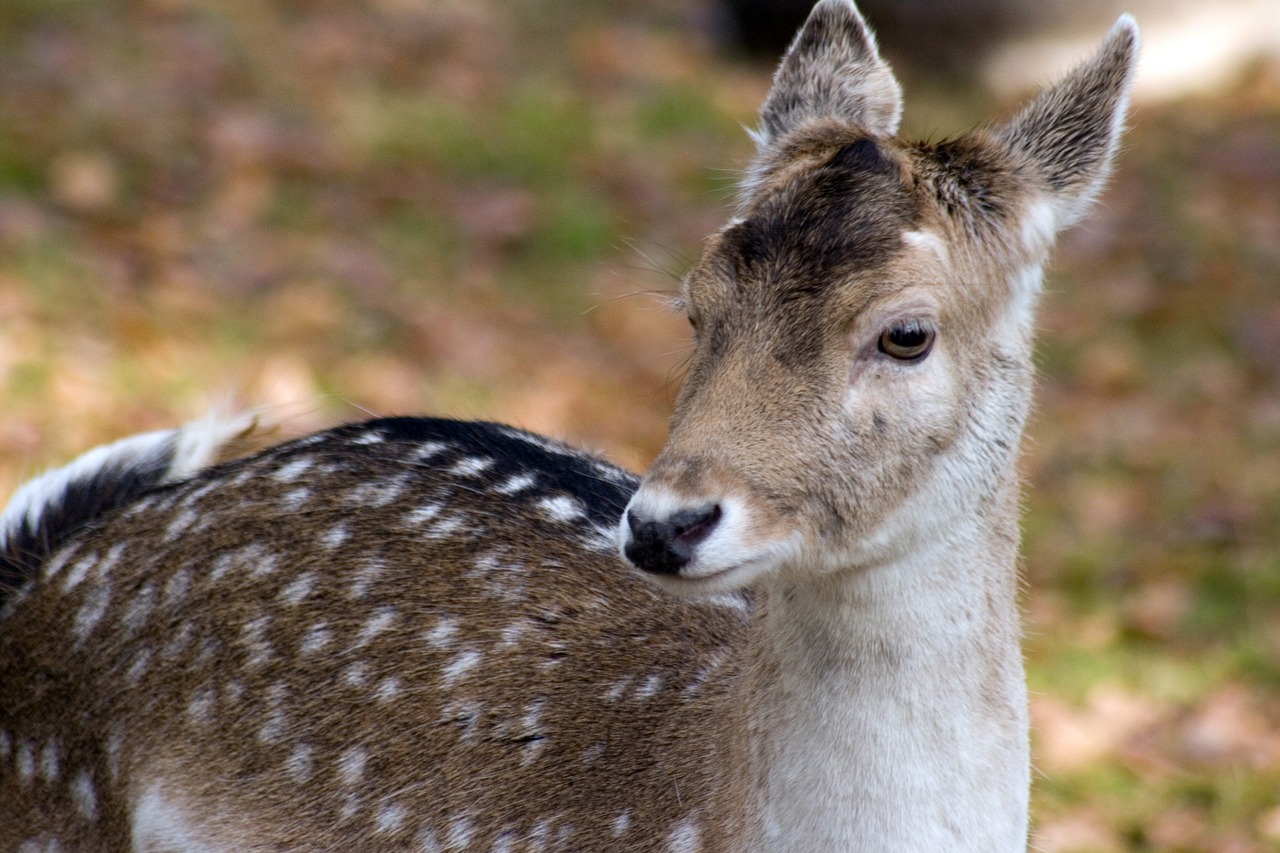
[994, 15, 1140, 233]
[754, 0, 903, 149]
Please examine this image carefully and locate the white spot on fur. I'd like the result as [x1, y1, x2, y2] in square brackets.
[258, 709, 286, 744]
[241, 615, 274, 668]
[491, 830, 517, 853]
[902, 228, 949, 264]
[122, 583, 156, 633]
[287, 744, 313, 782]
[404, 503, 443, 526]
[39, 739, 60, 782]
[72, 768, 99, 820]
[634, 674, 663, 700]
[162, 568, 191, 608]
[418, 828, 443, 853]
[582, 743, 604, 765]
[612, 811, 632, 837]
[162, 621, 194, 660]
[164, 507, 199, 541]
[450, 457, 494, 477]
[208, 552, 236, 583]
[281, 487, 312, 510]
[344, 662, 369, 687]
[441, 649, 482, 688]
[16, 739, 35, 784]
[187, 686, 215, 725]
[349, 560, 386, 600]
[338, 745, 368, 785]
[73, 587, 111, 645]
[446, 817, 473, 850]
[273, 457, 314, 482]
[425, 616, 458, 649]
[301, 623, 331, 655]
[376, 803, 407, 834]
[126, 648, 153, 685]
[61, 551, 101, 593]
[666, 817, 702, 853]
[280, 572, 316, 606]
[425, 515, 467, 539]
[412, 441, 449, 460]
[352, 431, 386, 446]
[538, 495, 584, 523]
[354, 606, 396, 646]
[497, 619, 528, 648]
[493, 473, 536, 495]
[104, 727, 124, 781]
[322, 523, 349, 549]
[603, 677, 631, 702]
[375, 677, 402, 703]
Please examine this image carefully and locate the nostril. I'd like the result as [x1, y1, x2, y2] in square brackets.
[669, 504, 722, 549]
[623, 503, 722, 576]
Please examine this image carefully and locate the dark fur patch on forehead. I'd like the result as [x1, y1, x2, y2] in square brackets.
[911, 136, 1015, 233]
[715, 136, 916, 367]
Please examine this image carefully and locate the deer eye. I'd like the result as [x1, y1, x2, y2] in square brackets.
[878, 321, 935, 361]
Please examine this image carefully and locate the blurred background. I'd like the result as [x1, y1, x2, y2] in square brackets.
[1, 0, 1278, 848]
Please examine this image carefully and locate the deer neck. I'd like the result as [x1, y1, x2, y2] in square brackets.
[744, 488, 1029, 852]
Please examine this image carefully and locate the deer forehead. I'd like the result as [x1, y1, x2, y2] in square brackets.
[689, 131, 1027, 356]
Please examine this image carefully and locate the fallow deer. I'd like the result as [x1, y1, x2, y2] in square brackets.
[0, 2, 1139, 850]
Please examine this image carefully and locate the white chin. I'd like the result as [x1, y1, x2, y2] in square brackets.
[635, 553, 782, 599]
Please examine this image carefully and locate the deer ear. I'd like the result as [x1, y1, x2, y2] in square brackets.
[994, 15, 1141, 231]
[755, 0, 902, 147]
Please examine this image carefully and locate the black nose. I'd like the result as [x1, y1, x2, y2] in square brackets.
[623, 504, 722, 575]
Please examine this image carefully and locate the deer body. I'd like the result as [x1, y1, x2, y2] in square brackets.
[0, 2, 1138, 850]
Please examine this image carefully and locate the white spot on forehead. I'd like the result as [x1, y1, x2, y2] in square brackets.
[273, 457, 315, 482]
[493, 472, 537, 495]
[376, 803, 407, 835]
[287, 743, 313, 782]
[441, 649, 482, 689]
[300, 623, 332, 656]
[901, 229, 949, 264]
[450, 457, 494, 477]
[667, 817, 702, 853]
[612, 811, 631, 837]
[538, 495, 585, 523]
[322, 524, 350, 549]
[338, 745, 368, 785]
[280, 572, 317, 606]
